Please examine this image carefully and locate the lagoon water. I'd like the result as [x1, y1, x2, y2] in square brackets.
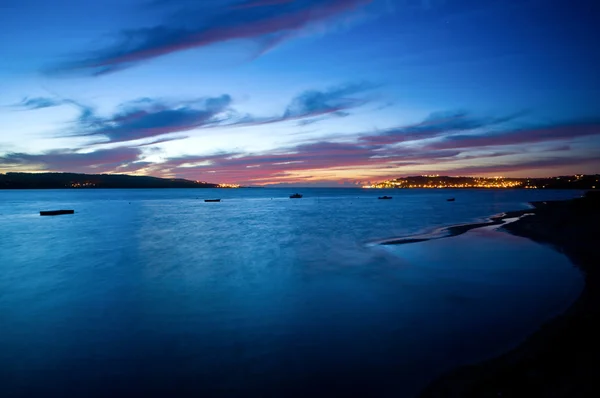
[0, 189, 584, 397]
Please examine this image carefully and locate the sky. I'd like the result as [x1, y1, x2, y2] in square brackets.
[0, 0, 599, 185]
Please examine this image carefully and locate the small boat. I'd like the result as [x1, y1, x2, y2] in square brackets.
[447, 198, 455, 202]
[40, 210, 75, 216]
[290, 193, 303, 199]
[378, 196, 392, 200]
[204, 199, 221, 202]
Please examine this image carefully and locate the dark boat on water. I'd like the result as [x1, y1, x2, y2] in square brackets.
[378, 196, 393, 200]
[290, 193, 303, 199]
[40, 210, 75, 216]
[447, 198, 455, 202]
[204, 199, 221, 202]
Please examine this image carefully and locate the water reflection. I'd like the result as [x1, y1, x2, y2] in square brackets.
[0, 189, 583, 397]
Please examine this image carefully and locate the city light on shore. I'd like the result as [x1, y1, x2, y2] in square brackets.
[363, 176, 523, 189]
[361, 175, 599, 190]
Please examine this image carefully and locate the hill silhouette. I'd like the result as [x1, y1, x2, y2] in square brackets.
[0, 172, 218, 189]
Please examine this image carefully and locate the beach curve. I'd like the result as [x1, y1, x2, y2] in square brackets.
[419, 191, 600, 397]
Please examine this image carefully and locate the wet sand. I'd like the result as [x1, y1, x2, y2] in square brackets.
[419, 191, 600, 397]
[378, 209, 533, 246]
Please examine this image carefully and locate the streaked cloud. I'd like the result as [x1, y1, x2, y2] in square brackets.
[235, 81, 377, 126]
[73, 95, 233, 144]
[154, 137, 469, 183]
[49, 0, 373, 76]
[4, 94, 598, 183]
[16, 97, 65, 110]
[427, 119, 600, 149]
[359, 110, 527, 145]
[135, 135, 190, 147]
[157, 113, 600, 183]
[25, 82, 375, 146]
[429, 156, 600, 176]
[0, 147, 143, 174]
[13, 96, 97, 124]
[284, 82, 375, 118]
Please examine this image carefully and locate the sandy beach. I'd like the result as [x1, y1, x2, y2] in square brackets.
[420, 191, 600, 397]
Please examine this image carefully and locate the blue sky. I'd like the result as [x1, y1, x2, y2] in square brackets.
[1, 0, 599, 185]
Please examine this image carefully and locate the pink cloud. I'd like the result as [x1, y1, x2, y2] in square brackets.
[162, 141, 465, 183]
[428, 122, 600, 150]
[56, 0, 372, 75]
[0, 148, 143, 174]
[424, 157, 600, 177]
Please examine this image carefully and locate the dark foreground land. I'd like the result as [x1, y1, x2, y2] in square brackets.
[421, 191, 600, 397]
[0, 172, 218, 189]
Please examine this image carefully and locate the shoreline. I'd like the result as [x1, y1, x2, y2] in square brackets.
[375, 207, 536, 246]
[418, 191, 600, 397]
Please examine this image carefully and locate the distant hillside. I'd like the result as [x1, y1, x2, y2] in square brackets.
[0, 172, 218, 189]
[364, 174, 599, 189]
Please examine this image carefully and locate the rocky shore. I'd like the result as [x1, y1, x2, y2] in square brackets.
[420, 191, 600, 397]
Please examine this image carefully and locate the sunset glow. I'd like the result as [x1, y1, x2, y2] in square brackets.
[1, 0, 598, 185]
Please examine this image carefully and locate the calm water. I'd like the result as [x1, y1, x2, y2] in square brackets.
[0, 189, 584, 397]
